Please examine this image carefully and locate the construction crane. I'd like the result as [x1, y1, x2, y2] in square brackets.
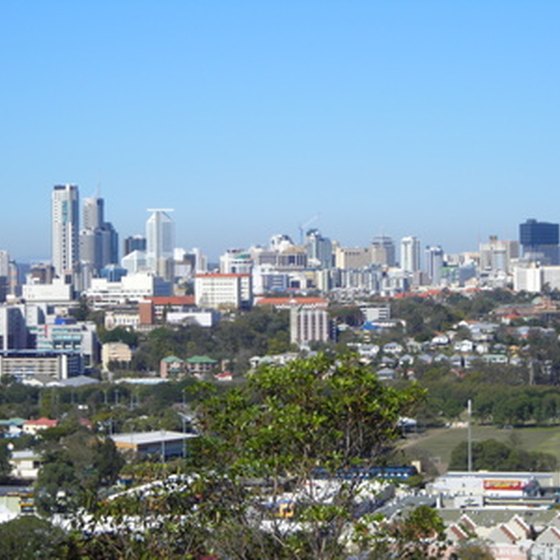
[298, 214, 320, 245]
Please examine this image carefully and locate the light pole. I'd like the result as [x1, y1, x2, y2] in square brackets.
[467, 399, 473, 473]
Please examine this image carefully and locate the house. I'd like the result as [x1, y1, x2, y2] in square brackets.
[483, 354, 508, 365]
[377, 367, 396, 381]
[0, 418, 25, 438]
[399, 354, 414, 367]
[186, 355, 218, 377]
[10, 449, 41, 480]
[454, 340, 474, 353]
[431, 334, 450, 347]
[160, 356, 185, 379]
[383, 342, 404, 355]
[214, 371, 233, 382]
[22, 418, 58, 436]
[530, 526, 560, 559]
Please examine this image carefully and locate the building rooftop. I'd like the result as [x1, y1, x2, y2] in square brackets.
[186, 355, 217, 365]
[24, 417, 58, 428]
[195, 273, 249, 278]
[111, 430, 197, 446]
[161, 356, 184, 363]
[145, 296, 196, 306]
[11, 450, 40, 461]
[0, 418, 25, 427]
[57, 375, 100, 388]
[255, 296, 328, 307]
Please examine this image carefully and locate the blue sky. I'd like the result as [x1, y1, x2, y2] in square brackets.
[1, 1, 559, 261]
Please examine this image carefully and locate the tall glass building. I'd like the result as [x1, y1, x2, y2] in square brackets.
[146, 209, 175, 278]
[52, 184, 80, 277]
[519, 219, 560, 264]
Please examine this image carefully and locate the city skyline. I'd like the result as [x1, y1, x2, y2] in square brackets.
[2, 3, 560, 259]
[21, 182, 560, 266]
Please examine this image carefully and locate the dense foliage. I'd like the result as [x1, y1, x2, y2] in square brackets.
[449, 438, 557, 471]
[130, 306, 290, 373]
[0, 516, 70, 560]
[64, 354, 427, 560]
[36, 420, 124, 513]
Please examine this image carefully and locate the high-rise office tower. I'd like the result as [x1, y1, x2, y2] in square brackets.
[98, 221, 119, 267]
[305, 229, 333, 269]
[80, 196, 119, 275]
[479, 235, 519, 274]
[425, 245, 444, 286]
[400, 236, 421, 273]
[0, 250, 9, 302]
[83, 196, 104, 229]
[146, 209, 175, 278]
[519, 219, 560, 265]
[370, 235, 396, 267]
[124, 235, 147, 256]
[52, 184, 80, 278]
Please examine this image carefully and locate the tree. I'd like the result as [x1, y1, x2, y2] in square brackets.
[357, 505, 447, 559]
[0, 516, 69, 560]
[85, 353, 425, 559]
[36, 428, 124, 513]
[449, 439, 557, 472]
[0, 443, 11, 482]
[452, 542, 494, 560]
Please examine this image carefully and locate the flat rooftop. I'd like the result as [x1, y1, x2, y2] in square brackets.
[111, 430, 198, 446]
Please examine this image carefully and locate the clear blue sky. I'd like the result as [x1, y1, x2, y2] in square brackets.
[1, 1, 559, 261]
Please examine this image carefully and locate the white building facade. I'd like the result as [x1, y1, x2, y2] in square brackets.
[52, 184, 80, 278]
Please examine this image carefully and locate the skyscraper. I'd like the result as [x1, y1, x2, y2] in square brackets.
[519, 219, 560, 265]
[370, 235, 396, 267]
[146, 209, 175, 278]
[83, 196, 104, 230]
[305, 229, 333, 269]
[80, 195, 119, 275]
[400, 236, 421, 273]
[479, 235, 519, 274]
[52, 184, 80, 278]
[124, 235, 147, 257]
[425, 245, 444, 286]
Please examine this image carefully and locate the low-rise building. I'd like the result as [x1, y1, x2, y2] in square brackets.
[185, 355, 218, 376]
[22, 278, 74, 305]
[0, 350, 82, 380]
[22, 417, 58, 436]
[101, 342, 132, 371]
[104, 307, 140, 330]
[10, 449, 41, 480]
[85, 273, 172, 309]
[195, 273, 252, 310]
[160, 356, 185, 378]
[110, 430, 197, 461]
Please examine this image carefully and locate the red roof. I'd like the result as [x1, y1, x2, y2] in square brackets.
[79, 418, 93, 429]
[146, 296, 196, 306]
[256, 297, 327, 307]
[25, 417, 58, 428]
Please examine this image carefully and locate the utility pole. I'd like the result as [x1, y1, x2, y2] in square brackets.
[467, 399, 473, 473]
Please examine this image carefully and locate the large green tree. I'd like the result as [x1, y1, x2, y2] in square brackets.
[36, 426, 124, 514]
[82, 353, 425, 559]
[0, 516, 70, 560]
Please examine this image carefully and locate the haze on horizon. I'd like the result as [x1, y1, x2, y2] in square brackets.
[1, 1, 559, 262]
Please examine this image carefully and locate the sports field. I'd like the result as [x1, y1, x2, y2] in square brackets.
[401, 425, 560, 472]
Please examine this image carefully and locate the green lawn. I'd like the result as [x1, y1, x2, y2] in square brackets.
[402, 425, 560, 472]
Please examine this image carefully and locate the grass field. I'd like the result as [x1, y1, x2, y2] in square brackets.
[401, 425, 560, 472]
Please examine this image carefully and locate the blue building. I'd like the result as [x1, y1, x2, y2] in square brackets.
[520, 219, 560, 264]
